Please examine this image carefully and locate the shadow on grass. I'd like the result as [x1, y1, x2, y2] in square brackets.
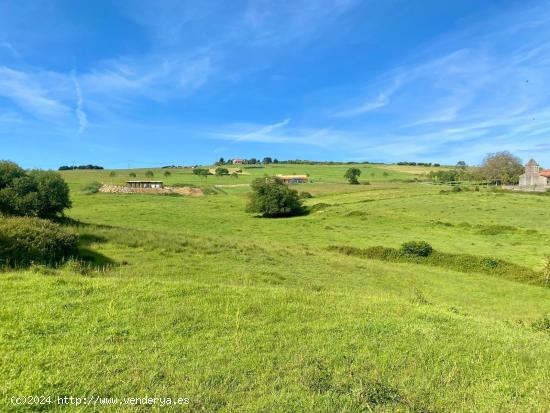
[76, 247, 116, 268]
[252, 207, 311, 219]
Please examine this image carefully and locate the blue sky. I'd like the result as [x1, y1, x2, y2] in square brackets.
[1, 0, 550, 168]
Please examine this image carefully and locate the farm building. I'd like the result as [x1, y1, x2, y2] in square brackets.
[126, 181, 164, 189]
[276, 174, 309, 184]
[518, 159, 550, 190]
[232, 159, 244, 164]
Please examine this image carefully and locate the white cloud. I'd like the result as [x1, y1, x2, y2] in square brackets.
[70, 71, 88, 134]
[0, 66, 71, 120]
[81, 55, 212, 102]
[0, 41, 20, 58]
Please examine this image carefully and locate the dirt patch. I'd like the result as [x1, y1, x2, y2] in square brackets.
[99, 184, 203, 197]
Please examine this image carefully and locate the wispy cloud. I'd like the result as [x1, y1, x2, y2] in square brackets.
[0, 41, 20, 58]
[70, 70, 88, 134]
[81, 54, 212, 103]
[211, 118, 359, 148]
[0, 66, 71, 120]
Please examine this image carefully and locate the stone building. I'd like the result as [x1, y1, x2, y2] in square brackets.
[126, 181, 164, 189]
[518, 159, 550, 190]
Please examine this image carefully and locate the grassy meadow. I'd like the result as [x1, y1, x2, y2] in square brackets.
[1, 163, 550, 412]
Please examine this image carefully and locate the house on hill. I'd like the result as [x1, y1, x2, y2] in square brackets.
[232, 159, 244, 165]
[518, 159, 550, 191]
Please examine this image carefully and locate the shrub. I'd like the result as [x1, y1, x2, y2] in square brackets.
[400, 241, 433, 257]
[0, 164, 71, 218]
[81, 182, 102, 194]
[0, 217, 78, 266]
[452, 185, 462, 192]
[145, 170, 154, 178]
[129, 172, 137, 178]
[299, 191, 313, 199]
[246, 177, 304, 217]
[164, 170, 171, 177]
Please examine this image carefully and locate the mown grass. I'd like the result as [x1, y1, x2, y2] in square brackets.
[1, 164, 550, 412]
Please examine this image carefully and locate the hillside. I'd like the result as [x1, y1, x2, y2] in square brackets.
[1, 164, 549, 412]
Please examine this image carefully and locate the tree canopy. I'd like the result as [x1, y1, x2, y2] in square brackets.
[0, 161, 71, 218]
[479, 152, 523, 184]
[246, 177, 304, 217]
[344, 167, 361, 184]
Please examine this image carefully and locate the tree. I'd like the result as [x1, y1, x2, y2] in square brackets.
[0, 162, 71, 218]
[216, 157, 225, 166]
[0, 161, 25, 189]
[215, 167, 229, 176]
[344, 167, 361, 184]
[263, 157, 273, 164]
[145, 170, 154, 178]
[129, 172, 137, 178]
[246, 177, 304, 217]
[479, 151, 523, 184]
[192, 168, 210, 178]
[28, 171, 72, 217]
[164, 170, 171, 177]
[456, 160, 467, 169]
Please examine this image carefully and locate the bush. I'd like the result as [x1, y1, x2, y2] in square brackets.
[400, 241, 433, 257]
[452, 185, 462, 192]
[129, 172, 137, 178]
[246, 177, 304, 217]
[0, 162, 71, 218]
[0, 217, 78, 266]
[299, 191, 313, 199]
[145, 170, 154, 178]
[81, 182, 102, 194]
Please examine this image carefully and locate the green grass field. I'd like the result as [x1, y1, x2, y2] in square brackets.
[1, 164, 550, 412]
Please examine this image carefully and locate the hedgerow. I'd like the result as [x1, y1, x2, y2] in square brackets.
[328, 244, 544, 285]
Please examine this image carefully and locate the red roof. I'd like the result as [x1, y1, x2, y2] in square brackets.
[539, 170, 550, 177]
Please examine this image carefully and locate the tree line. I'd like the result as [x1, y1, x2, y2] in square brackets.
[59, 164, 104, 170]
[214, 157, 377, 166]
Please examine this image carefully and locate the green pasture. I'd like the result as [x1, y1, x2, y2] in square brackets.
[1, 164, 549, 412]
[59, 163, 414, 188]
